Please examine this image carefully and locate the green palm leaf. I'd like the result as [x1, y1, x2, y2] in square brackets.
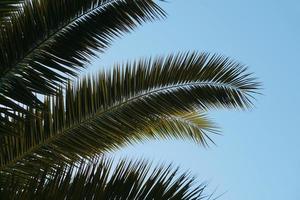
[0, 108, 216, 180]
[1, 157, 210, 200]
[0, 0, 165, 134]
[0, 52, 259, 180]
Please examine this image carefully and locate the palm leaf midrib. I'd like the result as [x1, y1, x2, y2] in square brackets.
[0, 79, 243, 172]
[0, 0, 117, 87]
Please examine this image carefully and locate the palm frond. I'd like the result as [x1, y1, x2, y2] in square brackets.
[0, 0, 24, 22]
[1, 157, 210, 200]
[0, 109, 216, 180]
[151, 112, 219, 147]
[0, 0, 165, 134]
[0, 52, 259, 179]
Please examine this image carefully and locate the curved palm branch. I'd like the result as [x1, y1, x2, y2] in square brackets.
[0, 108, 217, 180]
[0, 0, 165, 134]
[0, 52, 259, 179]
[1, 157, 210, 200]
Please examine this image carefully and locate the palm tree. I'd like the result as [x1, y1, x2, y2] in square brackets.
[0, 0, 259, 199]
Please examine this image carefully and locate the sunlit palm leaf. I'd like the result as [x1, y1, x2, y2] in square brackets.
[0, 52, 259, 179]
[1, 157, 210, 200]
[151, 111, 219, 147]
[0, 0, 165, 134]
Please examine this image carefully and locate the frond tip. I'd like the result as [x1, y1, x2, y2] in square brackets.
[1, 157, 209, 200]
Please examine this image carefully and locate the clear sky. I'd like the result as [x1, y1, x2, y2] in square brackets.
[86, 0, 300, 199]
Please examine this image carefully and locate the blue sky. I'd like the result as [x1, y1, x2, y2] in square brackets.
[86, 0, 300, 199]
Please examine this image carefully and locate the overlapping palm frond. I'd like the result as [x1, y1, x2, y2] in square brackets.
[1, 157, 210, 200]
[0, 0, 165, 135]
[0, 0, 24, 22]
[0, 52, 259, 180]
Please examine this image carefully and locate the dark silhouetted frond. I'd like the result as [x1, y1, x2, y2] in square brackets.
[0, 0, 165, 135]
[1, 157, 210, 200]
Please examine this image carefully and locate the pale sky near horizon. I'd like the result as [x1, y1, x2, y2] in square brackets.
[84, 0, 300, 199]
